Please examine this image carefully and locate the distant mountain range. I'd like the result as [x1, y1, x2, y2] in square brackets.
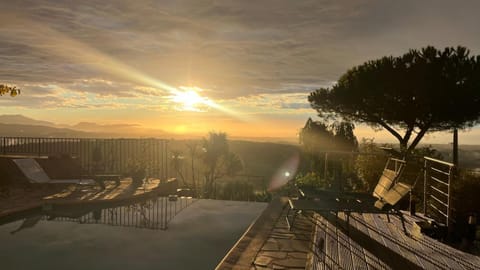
[0, 114, 170, 138]
[0, 114, 57, 127]
[0, 114, 298, 143]
[0, 123, 94, 138]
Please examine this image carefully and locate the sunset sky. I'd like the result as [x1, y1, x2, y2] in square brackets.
[1, 1, 480, 143]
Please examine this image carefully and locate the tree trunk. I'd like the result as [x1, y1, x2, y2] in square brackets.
[399, 139, 408, 158]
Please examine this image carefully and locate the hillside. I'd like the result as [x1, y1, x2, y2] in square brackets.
[0, 123, 95, 138]
[166, 139, 299, 188]
[0, 114, 169, 138]
[229, 140, 299, 180]
[0, 114, 57, 127]
[429, 144, 480, 169]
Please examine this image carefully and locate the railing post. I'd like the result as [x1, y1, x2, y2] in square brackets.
[423, 159, 428, 216]
[324, 152, 328, 181]
[165, 140, 169, 179]
[447, 166, 453, 233]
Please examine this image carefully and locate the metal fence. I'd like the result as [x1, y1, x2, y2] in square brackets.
[0, 137, 170, 179]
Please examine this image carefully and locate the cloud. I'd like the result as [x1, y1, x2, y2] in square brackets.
[1, 0, 480, 124]
[224, 93, 311, 114]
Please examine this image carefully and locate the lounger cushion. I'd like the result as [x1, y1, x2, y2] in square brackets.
[13, 158, 95, 185]
[374, 182, 412, 210]
[13, 158, 51, 183]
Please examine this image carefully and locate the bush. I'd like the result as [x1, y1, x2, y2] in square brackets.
[454, 171, 480, 215]
[218, 180, 255, 201]
[355, 138, 388, 191]
[295, 172, 330, 190]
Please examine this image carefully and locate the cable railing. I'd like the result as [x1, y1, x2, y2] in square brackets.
[423, 157, 455, 229]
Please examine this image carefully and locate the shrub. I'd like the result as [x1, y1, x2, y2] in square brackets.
[295, 172, 331, 190]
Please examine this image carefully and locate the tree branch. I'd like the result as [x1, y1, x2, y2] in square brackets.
[403, 125, 413, 143]
[407, 122, 432, 153]
[373, 118, 404, 143]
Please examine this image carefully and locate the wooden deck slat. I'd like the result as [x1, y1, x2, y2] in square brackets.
[312, 215, 326, 270]
[412, 232, 475, 269]
[289, 192, 480, 270]
[377, 213, 477, 270]
[384, 218, 430, 269]
[338, 212, 369, 270]
[348, 213, 375, 270]
[400, 214, 478, 269]
[366, 216, 448, 269]
[352, 213, 389, 270]
[385, 215, 449, 269]
[337, 212, 355, 269]
[324, 214, 340, 269]
[362, 213, 399, 268]
[370, 214, 424, 268]
[327, 215, 392, 269]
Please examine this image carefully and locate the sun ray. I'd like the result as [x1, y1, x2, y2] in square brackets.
[6, 15, 254, 121]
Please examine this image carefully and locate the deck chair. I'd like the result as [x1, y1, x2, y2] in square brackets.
[372, 158, 411, 210]
[13, 158, 96, 185]
[372, 158, 406, 199]
[374, 182, 412, 209]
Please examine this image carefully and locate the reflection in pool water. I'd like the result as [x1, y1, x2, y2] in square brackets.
[0, 198, 266, 270]
[5, 196, 196, 233]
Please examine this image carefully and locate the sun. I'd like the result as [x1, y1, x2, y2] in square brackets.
[172, 90, 203, 111]
[170, 86, 214, 111]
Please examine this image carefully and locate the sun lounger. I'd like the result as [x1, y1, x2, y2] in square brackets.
[374, 182, 412, 210]
[13, 158, 96, 185]
[372, 158, 412, 210]
[372, 158, 406, 199]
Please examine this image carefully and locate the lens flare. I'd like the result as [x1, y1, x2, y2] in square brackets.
[268, 152, 300, 191]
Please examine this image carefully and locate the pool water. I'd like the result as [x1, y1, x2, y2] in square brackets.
[0, 198, 266, 270]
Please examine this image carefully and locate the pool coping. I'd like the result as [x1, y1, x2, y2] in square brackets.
[215, 196, 288, 269]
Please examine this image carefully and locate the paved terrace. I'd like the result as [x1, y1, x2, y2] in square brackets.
[217, 196, 480, 270]
[217, 197, 315, 269]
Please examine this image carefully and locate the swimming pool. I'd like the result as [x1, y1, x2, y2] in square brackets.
[0, 197, 266, 270]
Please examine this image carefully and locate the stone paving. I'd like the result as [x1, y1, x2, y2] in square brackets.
[251, 205, 314, 269]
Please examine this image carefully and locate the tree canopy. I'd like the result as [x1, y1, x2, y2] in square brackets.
[202, 132, 243, 197]
[299, 118, 358, 152]
[0, 84, 20, 96]
[299, 118, 358, 185]
[308, 46, 480, 156]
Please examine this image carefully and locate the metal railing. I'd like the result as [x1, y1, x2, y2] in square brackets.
[423, 156, 455, 228]
[0, 137, 170, 179]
